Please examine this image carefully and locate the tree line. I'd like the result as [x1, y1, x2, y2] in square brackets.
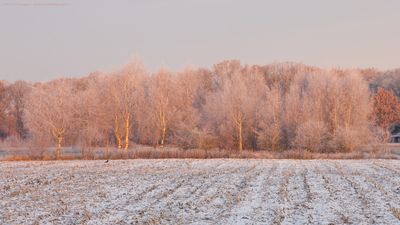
[1, 60, 399, 158]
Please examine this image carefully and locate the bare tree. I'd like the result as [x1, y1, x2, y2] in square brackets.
[7, 81, 31, 139]
[24, 79, 77, 159]
[293, 120, 328, 152]
[71, 74, 111, 157]
[148, 70, 179, 147]
[284, 70, 372, 151]
[106, 61, 146, 150]
[171, 68, 202, 148]
[206, 65, 265, 151]
[6, 60, 391, 155]
[257, 86, 282, 151]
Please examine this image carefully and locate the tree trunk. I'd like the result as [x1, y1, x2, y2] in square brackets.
[160, 111, 166, 148]
[332, 107, 338, 135]
[238, 121, 243, 152]
[114, 115, 122, 149]
[56, 136, 62, 160]
[124, 114, 130, 150]
[160, 126, 166, 147]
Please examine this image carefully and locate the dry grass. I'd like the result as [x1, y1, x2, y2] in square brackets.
[1, 145, 398, 161]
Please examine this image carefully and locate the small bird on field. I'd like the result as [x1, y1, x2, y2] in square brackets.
[105, 159, 109, 163]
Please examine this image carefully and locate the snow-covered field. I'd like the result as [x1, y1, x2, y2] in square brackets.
[0, 159, 399, 225]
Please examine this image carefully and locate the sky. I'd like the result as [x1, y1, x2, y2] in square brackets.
[1, 0, 400, 82]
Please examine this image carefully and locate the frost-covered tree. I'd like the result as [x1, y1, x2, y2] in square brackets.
[25, 79, 77, 159]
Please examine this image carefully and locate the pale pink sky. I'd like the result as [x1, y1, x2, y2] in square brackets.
[1, 0, 400, 81]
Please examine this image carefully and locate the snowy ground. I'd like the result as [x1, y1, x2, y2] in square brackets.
[0, 159, 399, 225]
